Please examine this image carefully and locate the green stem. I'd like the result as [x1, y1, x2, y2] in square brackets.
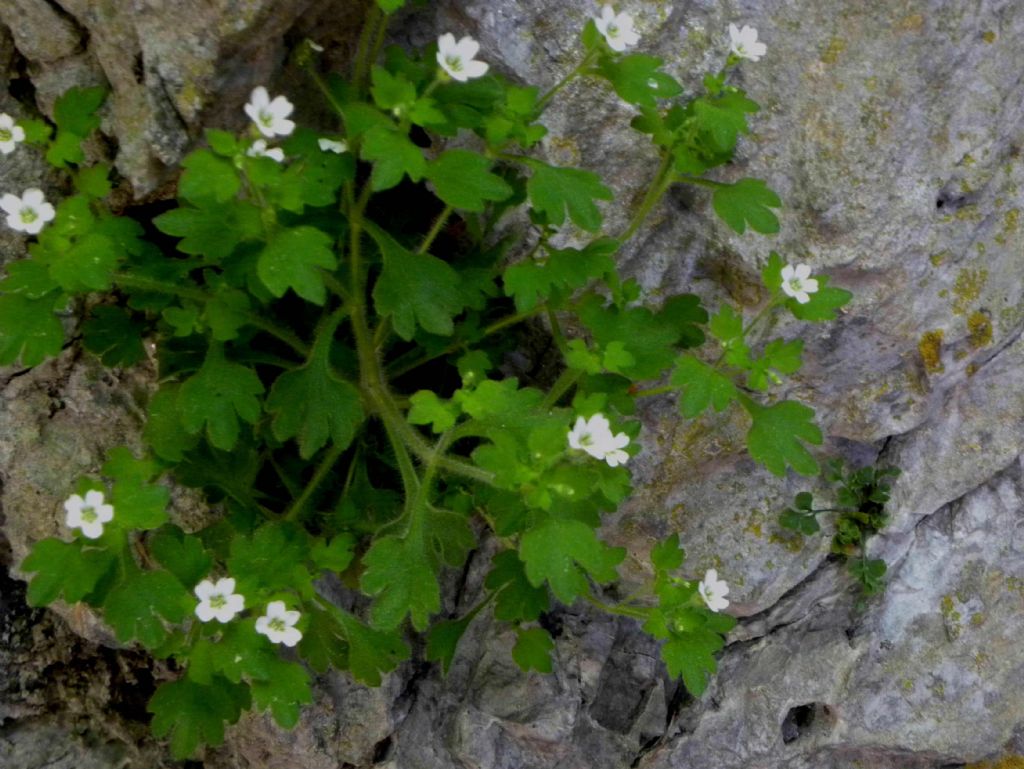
[386, 306, 545, 378]
[536, 49, 599, 113]
[352, 3, 383, 94]
[541, 368, 581, 410]
[112, 273, 310, 357]
[583, 591, 649, 620]
[620, 152, 675, 243]
[418, 205, 453, 254]
[632, 384, 674, 399]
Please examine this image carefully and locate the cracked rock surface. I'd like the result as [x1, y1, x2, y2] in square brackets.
[2, 0, 1023, 767]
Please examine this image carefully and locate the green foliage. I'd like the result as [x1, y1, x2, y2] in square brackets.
[712, 178, 782, 235]
[7, 6, 859, 759]
[780, 461, 900, 595]
[148, 677, 250, 759]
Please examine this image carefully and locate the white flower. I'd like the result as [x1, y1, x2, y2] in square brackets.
[436, 33, 489, 82]
[0, 113, 26, 155]
[728, 23, 767, 62]
[1, 188, 56, 235]
[780, 263, 820, 304]
[568, 413, 630, 468]
[246, 139, 285, 162]
[244, 86, 296, 138]
[595, 6, 641, 52]
[194, 577, 246, 623]
[698, 569, 730, 612]
[63, 489, 115, 540]
[318, 138, 348, 154]
[255, 600, 303, 647]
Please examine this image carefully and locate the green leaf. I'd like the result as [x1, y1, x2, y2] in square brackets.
[708, 304, 743, 345]
[651, 533, 685, 572]
[144, 384, 200, 462]
[849, 558, 887, 593]
[311, 534, 356, 572]
[337, 609, 410, 686]
[660, 628, 724, 695]
[712, 178, 782, 235]
[426, 613, 475, 674]
[743, 399, 823, 477]
[228, 522, 311, 597]
[371, 66, 417, 111]
[577, 294, 707, 379]
[519, 519, 625, 604]
[360, 533, 440, 631]
[266, 353, 364, 459]
[178, 347, 264, 451]
[795, 491, 814, 510]
[426, 149, 513, 212]
[21, 538, 117, 607]
[81, 306, 146, 367]
[250, 657, 312, 729]
[512, 627, 554, 673]
[178, 149, 240, 204]
[298, 605, 348, 673]
[692, 91, 759, 153]
[368, 221, 463, 339]
[787, 276, 853, 322]
[598, 54, 682, 108]
[670, 355, 738, 418]
[148, 677, 250, 759]
[376, 0, 406, 12]
[408, 391, 459, 433]
[747, 338, 804, 391]
[485, 550, 550, 622]
[104, 569, 190, 648]
[46, 86, 106, 166]
[75, 164, 112, 198]
[761, 251, 785, 292]
[102, 446, 170, 530]
[47, 231, 120, 291]
[526, 162, 613, 232]
[149, 526, 213, 588]
[779, 508, 820, 535]
[154, 201, 263, 261]
[503, 238, 617, 311]
[257, 225, 337, 305]
[0, 259, 60, 298]
[361, 125, 426, 191]
[0, 294, 66, 367]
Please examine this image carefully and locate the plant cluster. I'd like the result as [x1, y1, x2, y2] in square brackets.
[780, 460, 901, 594]
[2, 0, 857, 758]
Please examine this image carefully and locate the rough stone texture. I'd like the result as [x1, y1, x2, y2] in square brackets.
[2, 0, 1024, 768]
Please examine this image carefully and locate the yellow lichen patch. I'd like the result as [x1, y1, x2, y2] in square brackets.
[896, 13, 925, 32]
[918, 330, 945, 374]
[768, 532, 803, 553]
[952, 267, 988, 315]
[968, 756, 1024, 769]
[820, 36, 846, 64]
[982, 30, 997, 44]
[996, 208, 1020, 245]
[968, 311, 993, 348]
[929, 251, 948, 266]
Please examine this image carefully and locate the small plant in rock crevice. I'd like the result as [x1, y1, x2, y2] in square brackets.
[780, 459, 901, 595]
[2, 0, 862, 758]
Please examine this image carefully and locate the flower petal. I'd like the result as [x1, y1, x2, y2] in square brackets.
[84, 489, 106, 508]
[463, 60, 489, 80]
[80, 521, 104, 539]
[194, 579, 217, 600]
[437, 33, 457, 56]
[22, 188, 45, 207]
[281, 626, 303, 647]
[268, 95, 294, 120]
[794, 264, 811, 280]
[249, 86, 270, 108]
[456, 36, 480, 61]
[0, 194, 21, 216]
[195, 602, 217, 622]
[215, 577, 236, 595]
[283, 609, 301, 626]
[226, 593, 246, 613]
